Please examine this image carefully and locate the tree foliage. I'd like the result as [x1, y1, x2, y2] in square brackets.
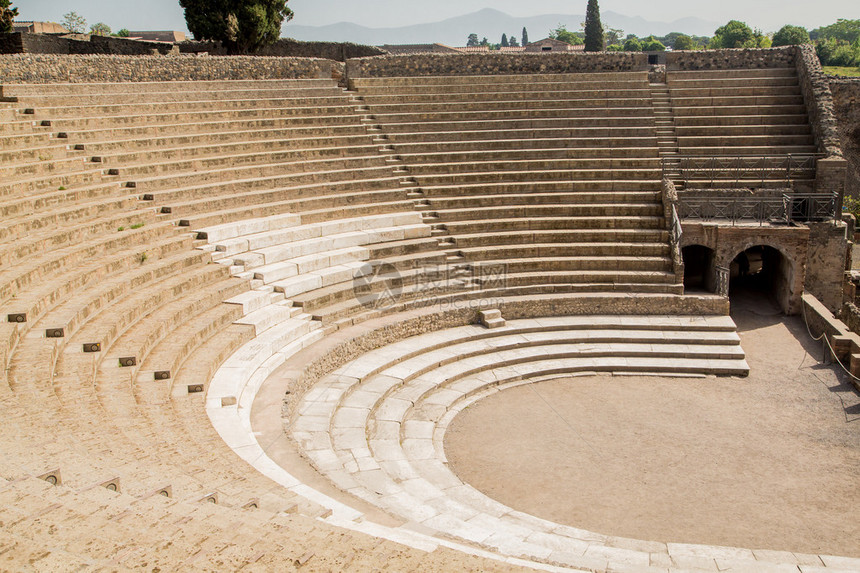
[62, 11, 88, 34]
[179, 0, 293, 54]
[583, 0, 604, 52]
[673, 34, 695, 50]
[811, 19, 860, 44]
[622, 37, 642, 51]
[549, 24, 584, 45]
[772, 25, 810, 47]
[641, 36, 666, 51]
[500, 33, 508, 47]
[466, 33, 479, 47]
[522, 27, 529, 46]
[604, 27, 624, 46]
[115, 28, 130, 37]
[0, 0, 18, 34]
[90, 22, 111, 36]
[709, 20, 755, 49]
[508, 34, 519, 47]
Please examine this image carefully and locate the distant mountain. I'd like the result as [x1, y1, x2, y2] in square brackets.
[283, 8, 719, 47]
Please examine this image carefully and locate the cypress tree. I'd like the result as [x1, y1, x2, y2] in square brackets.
[522, 27, 529, 45]
[501, 33, 508, 47]
[0, 0, 18, 34]
[583, 0, 604, 52]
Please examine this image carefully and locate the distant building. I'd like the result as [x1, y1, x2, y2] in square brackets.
[455, 46, 490, 53]
[12, 21, 68, 34]
[524, 38, 584, 52]
[498, 46, 526, 53]
[379, 43, 460, 55]
[127, 31, 187, 43]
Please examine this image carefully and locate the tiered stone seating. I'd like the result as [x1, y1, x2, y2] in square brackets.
[5, 70, 837, 572]
[0, 79, 419, 520]
[666, 68, 818, 188]
[349, 73, 682, 298]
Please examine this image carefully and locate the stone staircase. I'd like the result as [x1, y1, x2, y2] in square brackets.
[349, 72, 683, 299]
[665, 67, 818, 189]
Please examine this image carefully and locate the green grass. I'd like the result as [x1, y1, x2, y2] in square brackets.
[823, 66, 860, 77]
[130, 222, 145, 230]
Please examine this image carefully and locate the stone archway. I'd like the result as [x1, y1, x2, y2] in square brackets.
[728, 245, 795, 314]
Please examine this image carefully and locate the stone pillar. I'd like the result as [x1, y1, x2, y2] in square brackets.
[815, 156, 848, 214]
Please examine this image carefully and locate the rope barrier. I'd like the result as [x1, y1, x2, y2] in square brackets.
[800, 300, 860, 383]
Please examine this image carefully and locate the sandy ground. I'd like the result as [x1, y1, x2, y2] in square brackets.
[444, 293, 860, 557]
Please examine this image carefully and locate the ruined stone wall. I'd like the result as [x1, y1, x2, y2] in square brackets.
[0, 54, 341, 83]
[179, 39, 384, 62]
[666, 47, 795, 70]
[346, 52, 649, 78]
[795, 44, 843, 158]
[830, 78, 860, 199]
[0, 32, 177, 56]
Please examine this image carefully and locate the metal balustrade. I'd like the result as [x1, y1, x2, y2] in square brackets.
[676, 192, 838, 226]
[663, 154, 822, 186]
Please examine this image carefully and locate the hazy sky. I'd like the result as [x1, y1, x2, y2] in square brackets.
[17, 0, 858, 35]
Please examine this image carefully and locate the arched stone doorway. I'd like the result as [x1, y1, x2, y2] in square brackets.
[682, 245, 717, 293]
[728, 245, 794, 314]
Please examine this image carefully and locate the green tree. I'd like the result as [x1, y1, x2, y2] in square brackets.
[0, 0, 18, 34]
[508, 34, 519, 47]
[673, 34, 694, 50]
[709, 20, 755, 49]
[811, 19, 860, 44]
[501, 33, 508, 47]
[623, 37, 642, 51]
[115, 28, 130, 37]
[179, 0, 293, 54]
[604, 27, 623, 46]
[466, 33, 479, 47]
[550, 24, 584, 45]
[90, 22, 111, 36]
[753, 29, 772, 48]
[522, 27, 529, 46]
[583, 0, 604, 52]
[642, 36, 666, 51]
[772, 25, 810, 47]
[62, 11, 88, 34]
[480, 37, 489, 47]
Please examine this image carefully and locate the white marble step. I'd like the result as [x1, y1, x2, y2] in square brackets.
[197, 211, 302, 243]
[253, 246, 368, 284]
[212, 212, 425, 256]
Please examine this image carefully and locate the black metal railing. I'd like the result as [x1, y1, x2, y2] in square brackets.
[664, 154, 822, 186]
[676, 192, 838, 226]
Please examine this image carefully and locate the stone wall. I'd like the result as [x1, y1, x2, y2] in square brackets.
[830, 78, 860, 199]
[666, 47, 795, 71]
[795, 43, 843, 158]
[0, 32, 176, 56]
[179, 38, 385, 62]
[0, 54, 341, 83]
[345, 52, 649, 78]
[805, 221, 851, 311]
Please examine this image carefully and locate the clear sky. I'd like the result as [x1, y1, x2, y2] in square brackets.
[16, 0, 859, 35]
